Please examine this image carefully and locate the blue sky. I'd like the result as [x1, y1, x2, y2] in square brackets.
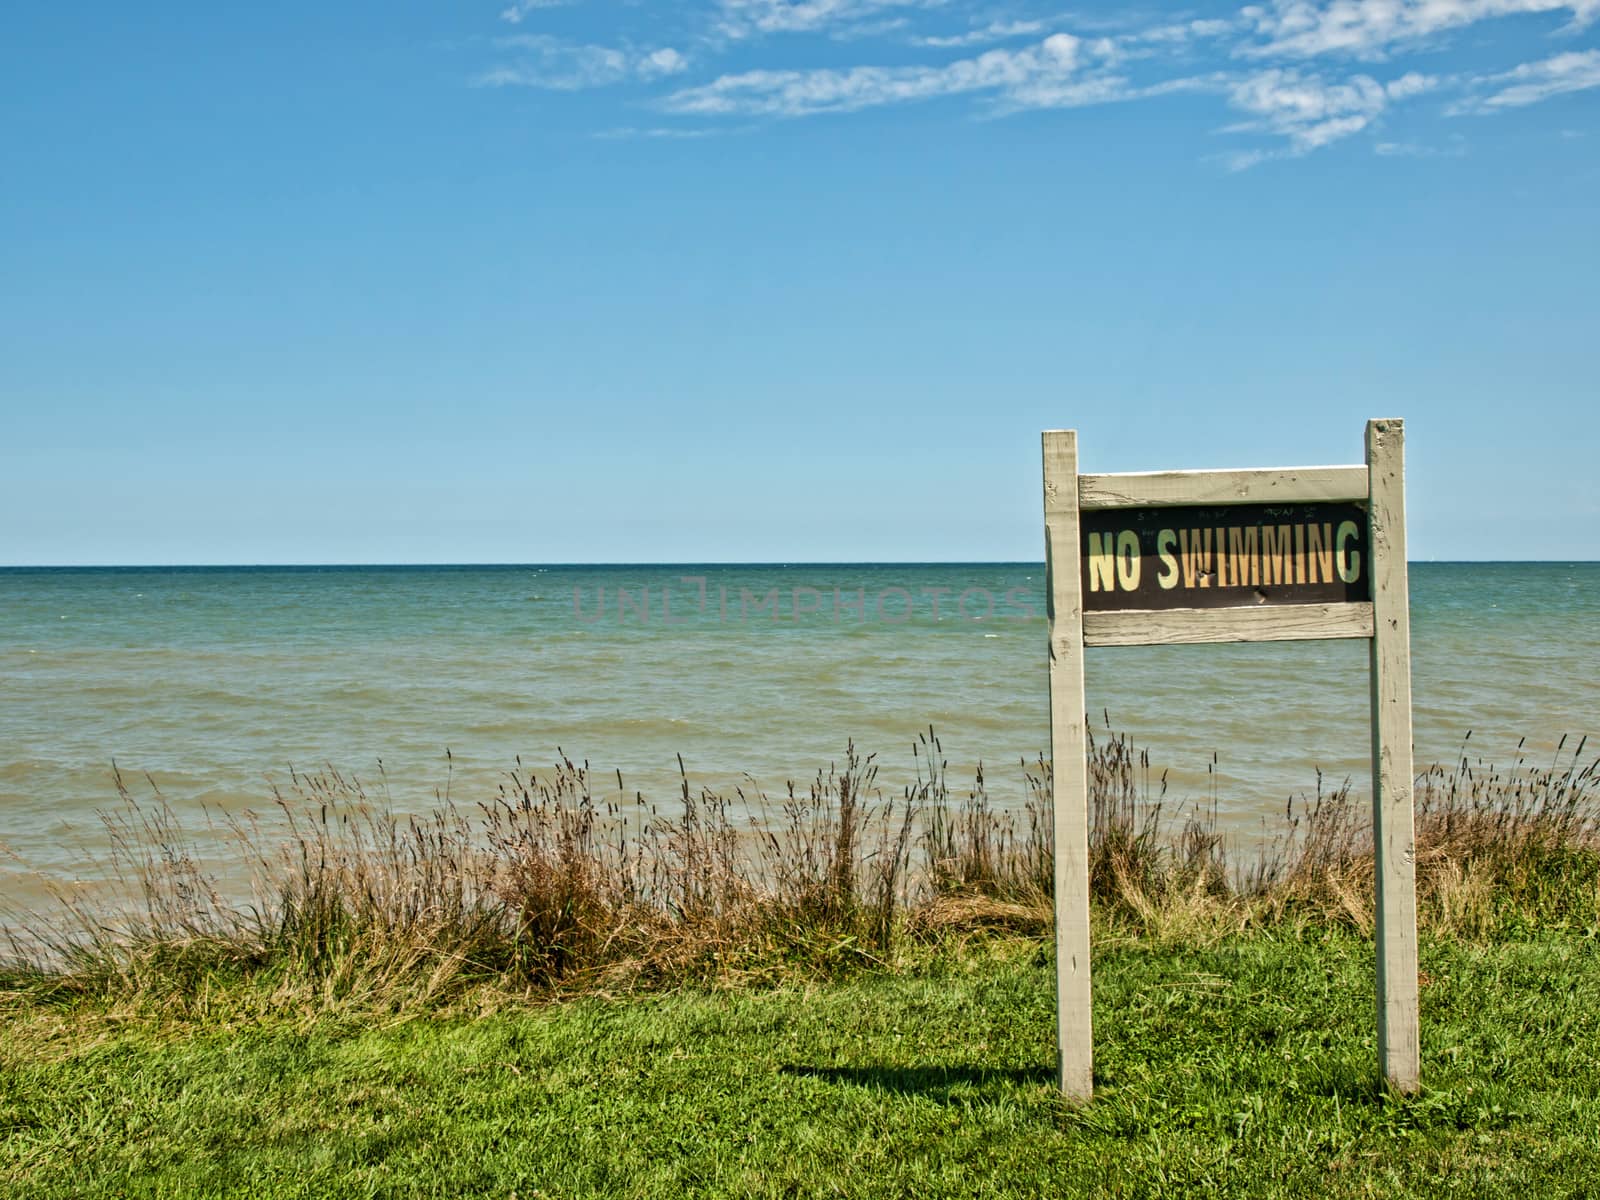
[2, 1, 1596, 564]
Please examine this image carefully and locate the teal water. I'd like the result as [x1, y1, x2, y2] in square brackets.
[2, 563, 1597, 902]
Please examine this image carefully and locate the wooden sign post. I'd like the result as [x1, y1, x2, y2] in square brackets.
[1042, 419, 1419, 1101]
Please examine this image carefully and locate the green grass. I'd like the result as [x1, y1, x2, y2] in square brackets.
[5, 926, 1599, 1198]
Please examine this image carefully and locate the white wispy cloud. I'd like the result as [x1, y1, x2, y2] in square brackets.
[500, 0, 573, 25]
[1452, 47, 1600, 109]
[713, 0, 944, 39]
[479, 37, 688, 90]
[1239, 0, 1600, 61]
[660, 34, 1096, 116]
[1127, 17, 1243, 46]
[1224, 68, 1437, 153]
[828, 16, 914, 40]
[643, 48, 691, 78]
[659, 34, 1223, 119]
[594, 125, 742, 139]
[913, 19, 1047, 49]
[1374, 133, 1468, 154]
[473, 1, 1600, 164]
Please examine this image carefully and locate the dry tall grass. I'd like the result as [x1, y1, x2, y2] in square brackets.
[1257, 733, 1600, 937]
[3, 729, 1596, 1015]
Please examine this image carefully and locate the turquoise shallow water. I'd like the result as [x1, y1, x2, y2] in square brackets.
[2, 563, 1597, 903]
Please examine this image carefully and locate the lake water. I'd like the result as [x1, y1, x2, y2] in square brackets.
[3, 563, 1596, 906]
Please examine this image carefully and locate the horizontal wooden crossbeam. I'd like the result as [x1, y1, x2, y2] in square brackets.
[1079, 466, 1370, 510]
[1081, 601, 1375, 647]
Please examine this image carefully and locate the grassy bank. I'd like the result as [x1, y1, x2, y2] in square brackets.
[4, 928, 1599, 1197]
[2, 731, 1598, 1196]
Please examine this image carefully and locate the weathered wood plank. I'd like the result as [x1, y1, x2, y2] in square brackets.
[1083, 601, 1374, 647]
[1042, 429, 1094, 1102]
[1366, 418, 1421, 1094]
[1079, 465, 1369, 510]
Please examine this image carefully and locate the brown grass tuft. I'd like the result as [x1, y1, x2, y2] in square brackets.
[3, 728, 1596, 1014]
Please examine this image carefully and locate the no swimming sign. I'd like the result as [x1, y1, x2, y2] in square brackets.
[1079, 502, 1371, 611]
[1041, 420, 1418, 1104]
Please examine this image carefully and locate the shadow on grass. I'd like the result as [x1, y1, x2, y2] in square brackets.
[782, 1063, 1054, 1099]
[1301, 1062, 1394, 1105]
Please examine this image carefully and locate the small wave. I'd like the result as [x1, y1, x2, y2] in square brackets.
[0, 758, 66, 783]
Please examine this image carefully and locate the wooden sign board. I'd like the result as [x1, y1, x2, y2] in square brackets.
[1042, 419, 1418, 1102]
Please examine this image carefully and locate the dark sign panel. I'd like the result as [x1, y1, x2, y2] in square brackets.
[1080, 502, 1371, 612]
